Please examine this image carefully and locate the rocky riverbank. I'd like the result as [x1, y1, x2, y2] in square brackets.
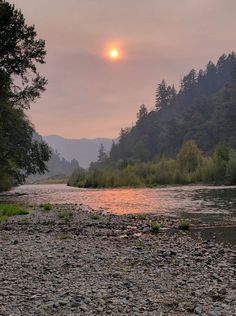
[0, 203, 236, 316]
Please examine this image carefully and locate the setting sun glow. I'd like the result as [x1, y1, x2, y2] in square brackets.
[109, 49, 119, 59]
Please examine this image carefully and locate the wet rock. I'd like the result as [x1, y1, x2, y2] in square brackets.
[194, 305, 203, 314]
[208, 310, 221, 316]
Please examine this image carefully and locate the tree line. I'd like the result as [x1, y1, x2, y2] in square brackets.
[68, 142, 236, 187]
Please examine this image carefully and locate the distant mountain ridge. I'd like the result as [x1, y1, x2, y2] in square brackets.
[43, 135, 113, 168]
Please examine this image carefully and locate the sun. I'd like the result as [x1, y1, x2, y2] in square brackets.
[109, 48, 119, 59]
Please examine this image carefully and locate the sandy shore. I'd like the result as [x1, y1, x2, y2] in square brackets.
[0, 204, 236, 316]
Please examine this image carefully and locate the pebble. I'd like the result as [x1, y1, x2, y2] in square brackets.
[0, 203, 235, 316]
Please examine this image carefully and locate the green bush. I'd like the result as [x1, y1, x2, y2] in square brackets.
[137, 214, 147, 220]
[149, 221, 161, 233]
[40, 203, 53, 211]
[68, 142, 236, 188]
[58, 211, 73, 221]
[90, 214, 100, 220]
[178, 218, 191, 230]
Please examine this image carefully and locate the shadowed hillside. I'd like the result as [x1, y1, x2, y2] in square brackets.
[44, 135, 113, 168]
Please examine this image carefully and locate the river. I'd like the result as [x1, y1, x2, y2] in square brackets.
[1, 184, 236, 245]
[0, 183, 236, 215]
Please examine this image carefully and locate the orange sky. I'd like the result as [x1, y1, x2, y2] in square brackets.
[12, 0, 236, 138]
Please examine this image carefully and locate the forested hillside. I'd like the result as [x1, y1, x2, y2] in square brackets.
[27, 150, 80, 183]
[110, 53, 236, 161]
[69, 53, 236, 188]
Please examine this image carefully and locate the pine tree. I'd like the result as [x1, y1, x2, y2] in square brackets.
[97, 144, 108, 163]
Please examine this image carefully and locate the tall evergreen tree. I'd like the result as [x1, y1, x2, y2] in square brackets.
[155, 80, 176, 109]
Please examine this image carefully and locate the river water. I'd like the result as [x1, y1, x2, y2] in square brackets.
[0, 183, 236, 216]
[1, 184, 236, 245]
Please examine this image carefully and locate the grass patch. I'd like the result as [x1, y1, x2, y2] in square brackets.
[90, 214, 100, 220]
[0, 215, 9, 223]
[178, 218, 191, 230]
[56, 233, 70, 240]
[0, 204, 29, 223]
[149, 221, 161, 233]
[47, 220, 56, 227]
[40, 203, 53, 211]
[18, 217, 30, 223]
[58, 211, 73, 221]
[137, 214, 147, 220]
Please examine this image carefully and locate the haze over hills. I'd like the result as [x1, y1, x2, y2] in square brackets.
[43, 135, 113, 168]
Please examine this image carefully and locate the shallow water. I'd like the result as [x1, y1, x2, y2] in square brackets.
[1, 184, 236, 245]
[1, 184, 236, 216]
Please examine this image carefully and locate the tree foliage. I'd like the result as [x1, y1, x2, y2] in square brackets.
[110, 52, 236, 162]
[68, 142, 236, 188]
[0, 0, 47, 108]
[0, 1, 50, 191]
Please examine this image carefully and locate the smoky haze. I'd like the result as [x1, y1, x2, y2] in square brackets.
[12, 0, 236, 138]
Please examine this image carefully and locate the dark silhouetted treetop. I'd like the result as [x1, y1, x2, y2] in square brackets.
[155, 80, 176, 109]
[97, 144, 108, 163]
[0, 0, 47, 108]
[137, 104, 148, 122]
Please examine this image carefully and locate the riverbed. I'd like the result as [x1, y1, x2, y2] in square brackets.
[1, 185, 236, 315]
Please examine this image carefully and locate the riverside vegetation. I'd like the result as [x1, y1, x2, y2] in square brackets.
[68, 141, 236, 188]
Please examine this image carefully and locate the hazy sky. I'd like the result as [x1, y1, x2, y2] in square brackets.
[12, 0, 236, 139]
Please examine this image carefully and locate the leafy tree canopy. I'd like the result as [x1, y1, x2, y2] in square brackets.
[0, 1, 50, 191]
[0, 0, 47, 108]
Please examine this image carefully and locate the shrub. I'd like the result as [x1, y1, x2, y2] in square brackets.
[178, 218, 191, 230]
[58, 211, 73, 221]
[150, 221, 161, 233]
[40, 203, 52, 211]
[137, 214, 147, 220]
[90, 214, 100, 220]
[68, 142, 236, 188]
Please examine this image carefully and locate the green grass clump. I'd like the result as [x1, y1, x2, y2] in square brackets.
[178, 218, 191, 230]
[149, 221, 161, 233]
[0, 215, 9, 223]
[47, 220, 56, 227]
[137, 214, 147, 220]
[40, 203, 53, 211]
[90, 214, 100, 220]
[58, 211, 73, 221]
[0, 204, 29, 223]
[56, 233, 70, 240]
[18, 217, 30, 223]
